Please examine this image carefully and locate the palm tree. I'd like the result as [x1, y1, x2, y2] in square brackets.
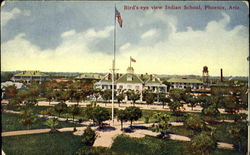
[54, 102, 68, 117]
[20, 109, 37, 129]
[117, 109, 128, 130]
[70, 104, 81, 131]
[44, 118, 59, 133]
[159, 93, 170, 109]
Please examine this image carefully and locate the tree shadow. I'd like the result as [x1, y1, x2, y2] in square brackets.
[96, 126, 116, 132]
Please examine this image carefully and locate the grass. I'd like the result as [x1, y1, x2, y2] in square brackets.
[140, 109, 244, 123]
[110, 135, 244, 155]
[2, 132, 82, 155]
[2, 112, 84, 132]
[2, 129, 245, 155]
[111, 134, 187, 155]
[4, 105, 50, 113]
[3, 105, 88, 121]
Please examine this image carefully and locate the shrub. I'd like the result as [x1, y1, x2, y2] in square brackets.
[81, 127, 97, 146]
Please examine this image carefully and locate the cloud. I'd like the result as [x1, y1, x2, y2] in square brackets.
[85, 26, 114, 39]
[1, 12, 248, 76]
[1, 26, 114, 72]
[141, 29, 158, 39]
[1, 8, 30, 27]
[61, 30, 76, 38]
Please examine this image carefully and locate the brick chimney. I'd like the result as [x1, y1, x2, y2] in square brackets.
[108, 73, 111, 80]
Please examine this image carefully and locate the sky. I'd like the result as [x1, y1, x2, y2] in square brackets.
[1, 1, 249, 76]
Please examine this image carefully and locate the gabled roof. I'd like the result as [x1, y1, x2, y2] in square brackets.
[168, 78, 203, 84]
[145, 75, 162, 84]
[14, 71, 48, 77]
[98, 73, 119, 83]
[75, 74, 102, 80]
[116, 73, 144, 84]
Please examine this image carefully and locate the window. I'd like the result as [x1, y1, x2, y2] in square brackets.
[119, 85, 123, 89]
[127, 75, 132, 81]
[127, 85, 132, 89]
[135, 86, 140, 90]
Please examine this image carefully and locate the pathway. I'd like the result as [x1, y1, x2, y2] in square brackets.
[2, 108, 235, 150]
[36, 101, 247, 114]
[1, 119, 233, 150]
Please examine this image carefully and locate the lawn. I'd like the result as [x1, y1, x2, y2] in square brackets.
[2, 131, 245, 155]
[2, 132, 83, 155]
[2, 112, 85, 132]
[3, 104, 88, 121]
[140, 109, 244, 123]
[110, 135, 244, 155]
[3, 105, 50, 113]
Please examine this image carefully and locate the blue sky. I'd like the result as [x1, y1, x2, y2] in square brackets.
[1, 1, 249, 76]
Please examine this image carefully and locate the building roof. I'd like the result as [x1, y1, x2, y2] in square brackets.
[116, 73, 144, 84]
[98, 73, 119, 83]
[168, 78, 203, 84]
[1, 81, 25, 90]
[75, 74, 103, 80]
[145, 75, 162, 84]
[14, 71, 48, 77]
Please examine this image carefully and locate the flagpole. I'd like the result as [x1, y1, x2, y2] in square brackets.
[111, 4, 116, 126]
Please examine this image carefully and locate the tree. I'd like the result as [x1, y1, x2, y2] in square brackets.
[224, 96, 240, 114]
[92, 106, 110, 127]
[16, 90, 29, 104]
[102, 90, 112, 106]
[20, 109, 37, 129]
[168, 101, 183, 113]
[7, 98, 21, 108]
[81, 127, 97, 146]
[84, 104, 95, 124]
[4, 85, 17, 99]
[227, 123, 247, 152]
[184, 94, 197, 111]
[185, 114, 205, 135]
[152, 112, 171, 134]
[70, 104, 81, 131]
[144, 92, 156, 106]
[44, 118, 59, 132]
[169, 89, 185, 102]
[124, 106, 142, 127]
[59, 90, 70, 102]
[159, 93, 170, 108]
[116, 109, 128, 130]
[54, 102, 68, 117]
[73, 91, 82, 105]
[188, 132, 217, 155]
[93, 88, 101, 103]
[197, 94, 210, 108]
[116, 93, 125, 107]
[202, 105, 220, 124]
[44, 89, 53, 105]
[127, 90, 140, 106]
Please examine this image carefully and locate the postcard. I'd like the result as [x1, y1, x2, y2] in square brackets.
[1, 1, 249, 155]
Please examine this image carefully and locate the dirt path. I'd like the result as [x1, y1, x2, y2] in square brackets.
[1, 126, 88, 137]
[36, 101, 247, 114]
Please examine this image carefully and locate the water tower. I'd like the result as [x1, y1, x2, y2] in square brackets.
[202, 66, 209, 84]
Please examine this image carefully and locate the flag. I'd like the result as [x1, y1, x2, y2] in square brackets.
[115, 8, 123, 28]
[130, 57, 136, 62]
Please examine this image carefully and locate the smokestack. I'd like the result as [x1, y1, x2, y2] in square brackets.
[220, 68, 223, 82]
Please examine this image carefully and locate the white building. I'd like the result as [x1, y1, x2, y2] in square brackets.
[95, 67, 167, 93]
[167, 77, 204, 90]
